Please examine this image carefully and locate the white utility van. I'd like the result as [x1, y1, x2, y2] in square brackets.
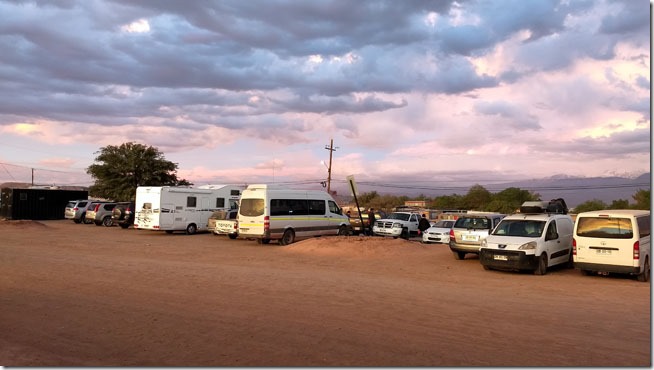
[573, 209, 651, 282]
[134, 184, 245, 234]
[479, 199, 574, 275]
[237, 184, 350, 245]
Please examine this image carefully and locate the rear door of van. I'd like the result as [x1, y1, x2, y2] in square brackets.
[574, 214, 636, 268]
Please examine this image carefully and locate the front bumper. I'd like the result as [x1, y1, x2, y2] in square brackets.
[479, 249, 539, 271]
[373, 227, 402, 237]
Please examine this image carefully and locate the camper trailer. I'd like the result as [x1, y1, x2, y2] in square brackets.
[134, 185, 245, 234]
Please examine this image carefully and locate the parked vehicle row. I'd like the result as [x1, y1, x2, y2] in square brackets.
[65, 190, 650, 282]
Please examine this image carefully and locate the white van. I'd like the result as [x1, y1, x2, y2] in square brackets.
[237, 184, 350, 245]
[573, 210, 651, 282]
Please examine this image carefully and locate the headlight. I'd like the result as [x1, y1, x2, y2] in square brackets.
[518, 241, 537, 250]
[481, 239, 487, 248]
[392, 222, 402, 228]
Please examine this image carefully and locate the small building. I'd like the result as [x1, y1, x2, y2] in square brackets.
[0, 187, 88, 220]
[404, 200, 427, 208]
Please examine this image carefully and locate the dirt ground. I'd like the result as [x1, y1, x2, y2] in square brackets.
[0, 219, 650, 367]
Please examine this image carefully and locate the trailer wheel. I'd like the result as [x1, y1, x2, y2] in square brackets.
[279, 229, 295, 245]
[185, 224, 197, 235]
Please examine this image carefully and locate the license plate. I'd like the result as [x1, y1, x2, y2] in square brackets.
[463, 234, 478, 241]
[596, 249, 612, 255]
[493, 255, 508, 261]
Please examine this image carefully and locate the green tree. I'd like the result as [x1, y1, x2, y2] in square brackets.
[462, 184, 492, 210]
[632, 189, 650, 210]
[430, 194, 464, 210]
[487, 187, 540, 214]
[86, 142, 191, 201]
[608, 199, 630, 209]
[573, 199, 607, 213]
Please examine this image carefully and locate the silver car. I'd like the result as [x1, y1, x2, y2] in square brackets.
[64, 199, 92, 224]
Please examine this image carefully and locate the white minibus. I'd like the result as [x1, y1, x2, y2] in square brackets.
[237, 184, 350, 245]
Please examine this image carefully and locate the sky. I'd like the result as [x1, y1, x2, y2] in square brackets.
[0, 0, 650, 196]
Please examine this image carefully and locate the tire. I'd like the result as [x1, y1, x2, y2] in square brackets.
[228, 234, 238, 240]
[566, 250, 574, 269]
[73, 218, 82, 224]
[637, 258, 650, 282]
[102, 216, 113, 227]
[453, 251, 465, 260]
[534, 253, 548, 275]
[185, 224, 197, 235]
[337, 226, 348, 236]
[483, 265, 491, 271]
[400, 228, 409, 240]
[279, 229, 295, 246]
[94, 220, 102, 226]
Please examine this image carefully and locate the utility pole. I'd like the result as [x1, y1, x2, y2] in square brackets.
[324, 139, 337, 193]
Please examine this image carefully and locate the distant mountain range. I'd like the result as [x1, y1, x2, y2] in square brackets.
[494, 173, 650, 208]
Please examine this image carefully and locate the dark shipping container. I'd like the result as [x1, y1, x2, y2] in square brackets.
[0, 188, 88, 220]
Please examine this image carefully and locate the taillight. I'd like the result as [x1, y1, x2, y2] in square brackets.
[233, 221, 238, 231]
[572, 238, 577, 255]
[73, 207, 79, 211]
[264, 216, 270, 232]
[449, 229, 455, 242]
[634, 240, 640, 260]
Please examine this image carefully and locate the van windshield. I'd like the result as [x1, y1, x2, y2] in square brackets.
[576, 217, 634, 239]
[387, 213, 411, 221]
[493, 220, 545, 237]
[240, 198, 265, 217]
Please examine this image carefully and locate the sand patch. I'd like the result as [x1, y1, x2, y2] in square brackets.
[0, 219, 48, 229]
[280, 235, 432, 257]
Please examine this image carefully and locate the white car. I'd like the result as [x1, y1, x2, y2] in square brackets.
[422, 219, 455, 244]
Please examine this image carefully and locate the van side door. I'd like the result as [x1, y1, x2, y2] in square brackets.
[544, 219, 569, 266]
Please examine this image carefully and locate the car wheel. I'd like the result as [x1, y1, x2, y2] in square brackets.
[637, 258, 650, 282]
[534, 253, 548, 275]
[279, 229, 295, 245]
[453, 251, 465, 260]
[102, 216, 113, 227]
[228, 234, 238, 239]
[400, 228, 409, 239]
[337, 226, 348, 236]
[185, 224, 197, 235]
[566, 250, 574, 269]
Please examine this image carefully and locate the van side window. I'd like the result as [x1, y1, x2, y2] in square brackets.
[270, 199, 309, 216]
[216, 198, 225, 208]
[545, 221, 558, 240]
[187, 196, 197, 208]
[230, 190, 240, 196]
[328, 200, 341, 215]
[308, 200, 326, 215]
[637, 215, 651, 237]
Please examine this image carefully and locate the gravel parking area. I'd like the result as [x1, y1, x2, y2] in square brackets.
[0, 219, 650, 366]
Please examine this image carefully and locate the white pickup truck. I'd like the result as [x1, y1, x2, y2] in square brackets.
[208, 209, 239, 239]
[372, 211, 421, 239]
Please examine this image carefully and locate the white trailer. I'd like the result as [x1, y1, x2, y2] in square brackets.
[134, 185, 245, 234]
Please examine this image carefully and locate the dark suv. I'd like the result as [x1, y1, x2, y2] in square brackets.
[111, 202, 136, 229]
